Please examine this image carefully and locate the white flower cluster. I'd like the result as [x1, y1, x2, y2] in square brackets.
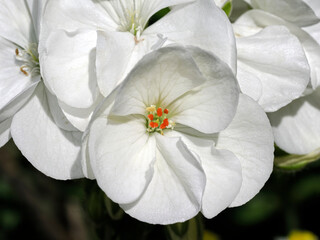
[0, 0, 319, 224]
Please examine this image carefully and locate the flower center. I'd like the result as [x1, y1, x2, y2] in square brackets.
[110, 1, 145, 38]
[15, 43, 40, 77]
[146, 105, 175, 135]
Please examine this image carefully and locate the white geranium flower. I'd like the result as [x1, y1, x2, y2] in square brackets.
[232, 0, 315, 112]
[85, 46, 274, 224]
[0, 0, 83, 179]
[268, 87, 320, 155]
[267, 2, 320, 155]
[236, 0, 320, 91]
[237, 0, 320, 155]
[39, 0, 236, 131]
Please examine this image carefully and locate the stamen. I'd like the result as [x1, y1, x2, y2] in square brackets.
[20, 66, 29, 76]
[150, 122, 158, 128]
[146, 105, 174, 134]
[163, 118, 169, 127]
[15, 44, 40, 77]
[146, 105, 156, 112]
[148, 114, 154, 121]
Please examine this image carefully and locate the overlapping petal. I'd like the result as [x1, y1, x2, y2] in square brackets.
[89, 116, 155, 204]
[236, 25, 310, 112]
[11, 83, 83, 180]
[81, 86, 120, 179]
[111, 47, 206, 116]
[40, 29, 98, 109]
[166, 129, 242, 218]
[236, 9, 320, 89]
[249, 0, 319, 27]
[146, 0, 237, 73]
[168, 47, 239, 134]
[121, 135, 205, 224]
[269, 88, 320, 155]
[96, 31, 138, 97]
[213, 0, 228, 8]
[0, 37, 38, 110]
[215, 94, 274, 206]
[0, 0, 35, 47]
[0, 118, 11, 148]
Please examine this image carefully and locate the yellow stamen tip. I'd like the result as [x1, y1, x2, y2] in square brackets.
[146, 106, 156, 112]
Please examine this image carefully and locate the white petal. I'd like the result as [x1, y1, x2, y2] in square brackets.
[58, 94, 104, 132]
[215, 94, 274, 207]
[250, 0, 319, 27]
[0, 81, 38, 123]
[303, 0, 320, 17]
[89, 116, 155, 204]
[42, 0, 117, 32]
[81, 135, 94, 180]
[236, 9, 320, 89]
[269, 88, 320, 155]
[81, 86, 120, 179]
[213, 0, 228, 8]
[303, 23, 320, 46]
[46, 90, 78, 132]
[40, 29, 98, 108]
[139, 0, 195, 24]
[96, 31, 136, 97]
[146, 0, 237, 73]
[0, 1, 35, 47]
[26, 0, 45, 39]
[201, 148, 242, 218]
[166, 130, 242, 219]
[0, 118, 12, 148]
[96, 31, 172, 97]
[169, 47, 239, 134]
[0, 37, 39, 111]
[236, 67, 262, 102]
[236, 26, 310, 112]
[121, 135, 205, 224]
[11, 83, 83, 180]
[111, 46, 205, 116]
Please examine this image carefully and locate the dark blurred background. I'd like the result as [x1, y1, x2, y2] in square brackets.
[0, 140, 319, 240]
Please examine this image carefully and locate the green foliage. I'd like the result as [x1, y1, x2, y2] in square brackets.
[222, 1, 232, 17]
[148, 8, 170, 26]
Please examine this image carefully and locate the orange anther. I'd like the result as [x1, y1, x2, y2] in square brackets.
[148, 114, 154, 121]
[160, 123, 166, 129]
[149, 122, 158, 128]
[20, 66, 29, 76]
[164, 109, 169, 114]
[163, 118, 169, 127]
[157, 108, 162, 117]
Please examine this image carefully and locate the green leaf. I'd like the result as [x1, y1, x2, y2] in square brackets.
[165, 215, 203, 240]
[148, 8, 170, 26]
[222, 1, 232, 17]
[274, 148, 320, 171]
